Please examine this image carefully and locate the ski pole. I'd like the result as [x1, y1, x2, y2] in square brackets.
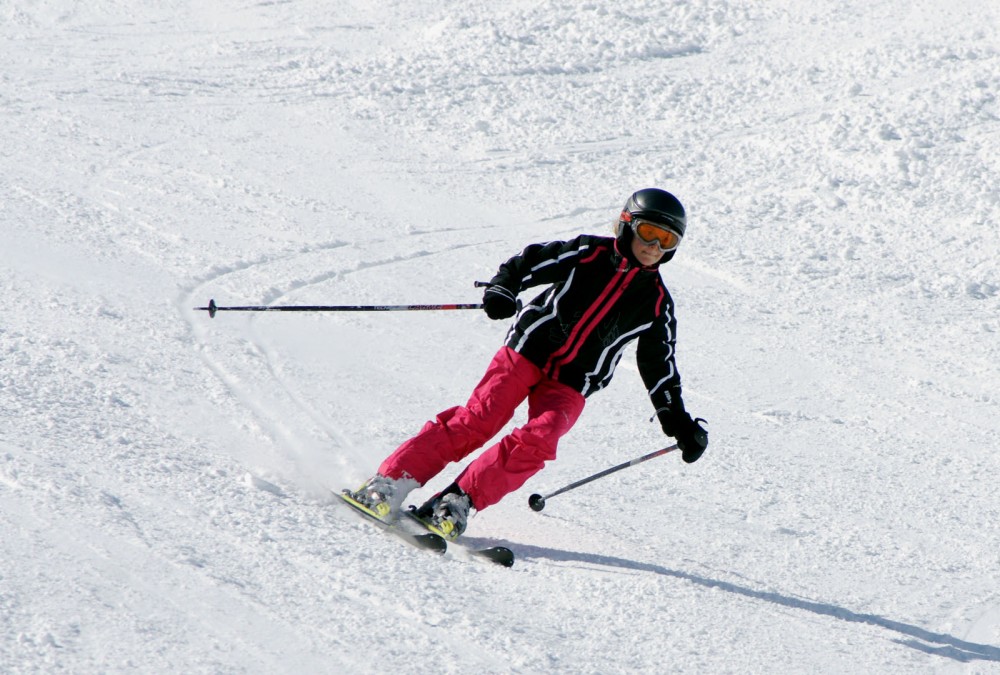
[474, 280, 523, 313]
[528, 444, 679, 512]
[195, 298, 483, 318]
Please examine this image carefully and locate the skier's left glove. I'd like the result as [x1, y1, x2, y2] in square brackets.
[660, 410, 709, 463]
[676, 416, 708, 463]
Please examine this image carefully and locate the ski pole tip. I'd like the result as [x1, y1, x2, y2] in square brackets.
[528, 493, 546, 512]
[194, 299, 218, 318]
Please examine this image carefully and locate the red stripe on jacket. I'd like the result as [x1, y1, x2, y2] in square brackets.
[545, 263, 639, 379]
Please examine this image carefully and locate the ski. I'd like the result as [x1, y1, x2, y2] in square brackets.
[335, 491, 514, 566]
[404, 508, 515, 568]
[336, 491, 447, 555]
[465, 544, 515, 568]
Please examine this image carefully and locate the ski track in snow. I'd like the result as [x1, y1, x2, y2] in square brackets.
[3, 0, 999, 672]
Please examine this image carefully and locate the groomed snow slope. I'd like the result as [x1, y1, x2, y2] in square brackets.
[2, 1, 999, 672]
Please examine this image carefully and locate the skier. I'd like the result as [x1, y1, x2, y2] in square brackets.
[346, 188, 709, 539]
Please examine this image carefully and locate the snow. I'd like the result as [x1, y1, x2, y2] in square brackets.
[2, 0, 999, 672]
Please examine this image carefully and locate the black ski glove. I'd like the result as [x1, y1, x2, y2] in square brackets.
[660, 410, 709, 463]
[482, 285, 518, 320]
[676, 416, 709, 463]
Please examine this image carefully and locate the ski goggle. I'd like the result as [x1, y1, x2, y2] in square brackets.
[632, 219, 682, 252]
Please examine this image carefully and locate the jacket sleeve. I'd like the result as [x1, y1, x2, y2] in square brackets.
[487, 235, 594, 294]
[636, 291, 687, 434]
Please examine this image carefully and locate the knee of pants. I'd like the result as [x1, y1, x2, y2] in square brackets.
[507, 427, 558, 464]
[521, 406, 578, 450]
[431, 405, 498, 448]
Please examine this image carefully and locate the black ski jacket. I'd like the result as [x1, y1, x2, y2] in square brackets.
[487, 234, 687, 424]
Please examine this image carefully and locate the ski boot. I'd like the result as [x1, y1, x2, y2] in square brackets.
[412, 486, 472, 541]
[343, 474, 417, 522]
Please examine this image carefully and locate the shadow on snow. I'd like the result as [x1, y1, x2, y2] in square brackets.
[512, 543, 1000, 664]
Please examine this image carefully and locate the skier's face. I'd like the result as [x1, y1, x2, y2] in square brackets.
[631, 236, 665, 267]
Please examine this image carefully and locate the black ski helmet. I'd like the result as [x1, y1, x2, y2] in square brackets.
[615, 188, 687, 265]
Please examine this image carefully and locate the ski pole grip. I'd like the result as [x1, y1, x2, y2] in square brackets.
[475, 280, 522, 313]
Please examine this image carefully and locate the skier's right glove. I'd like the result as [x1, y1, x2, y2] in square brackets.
[482, 285, 518, 320]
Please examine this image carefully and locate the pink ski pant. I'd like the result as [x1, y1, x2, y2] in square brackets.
[378, 346, 585, 510]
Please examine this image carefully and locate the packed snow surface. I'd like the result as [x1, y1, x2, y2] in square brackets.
[2, 0, 999, 672]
